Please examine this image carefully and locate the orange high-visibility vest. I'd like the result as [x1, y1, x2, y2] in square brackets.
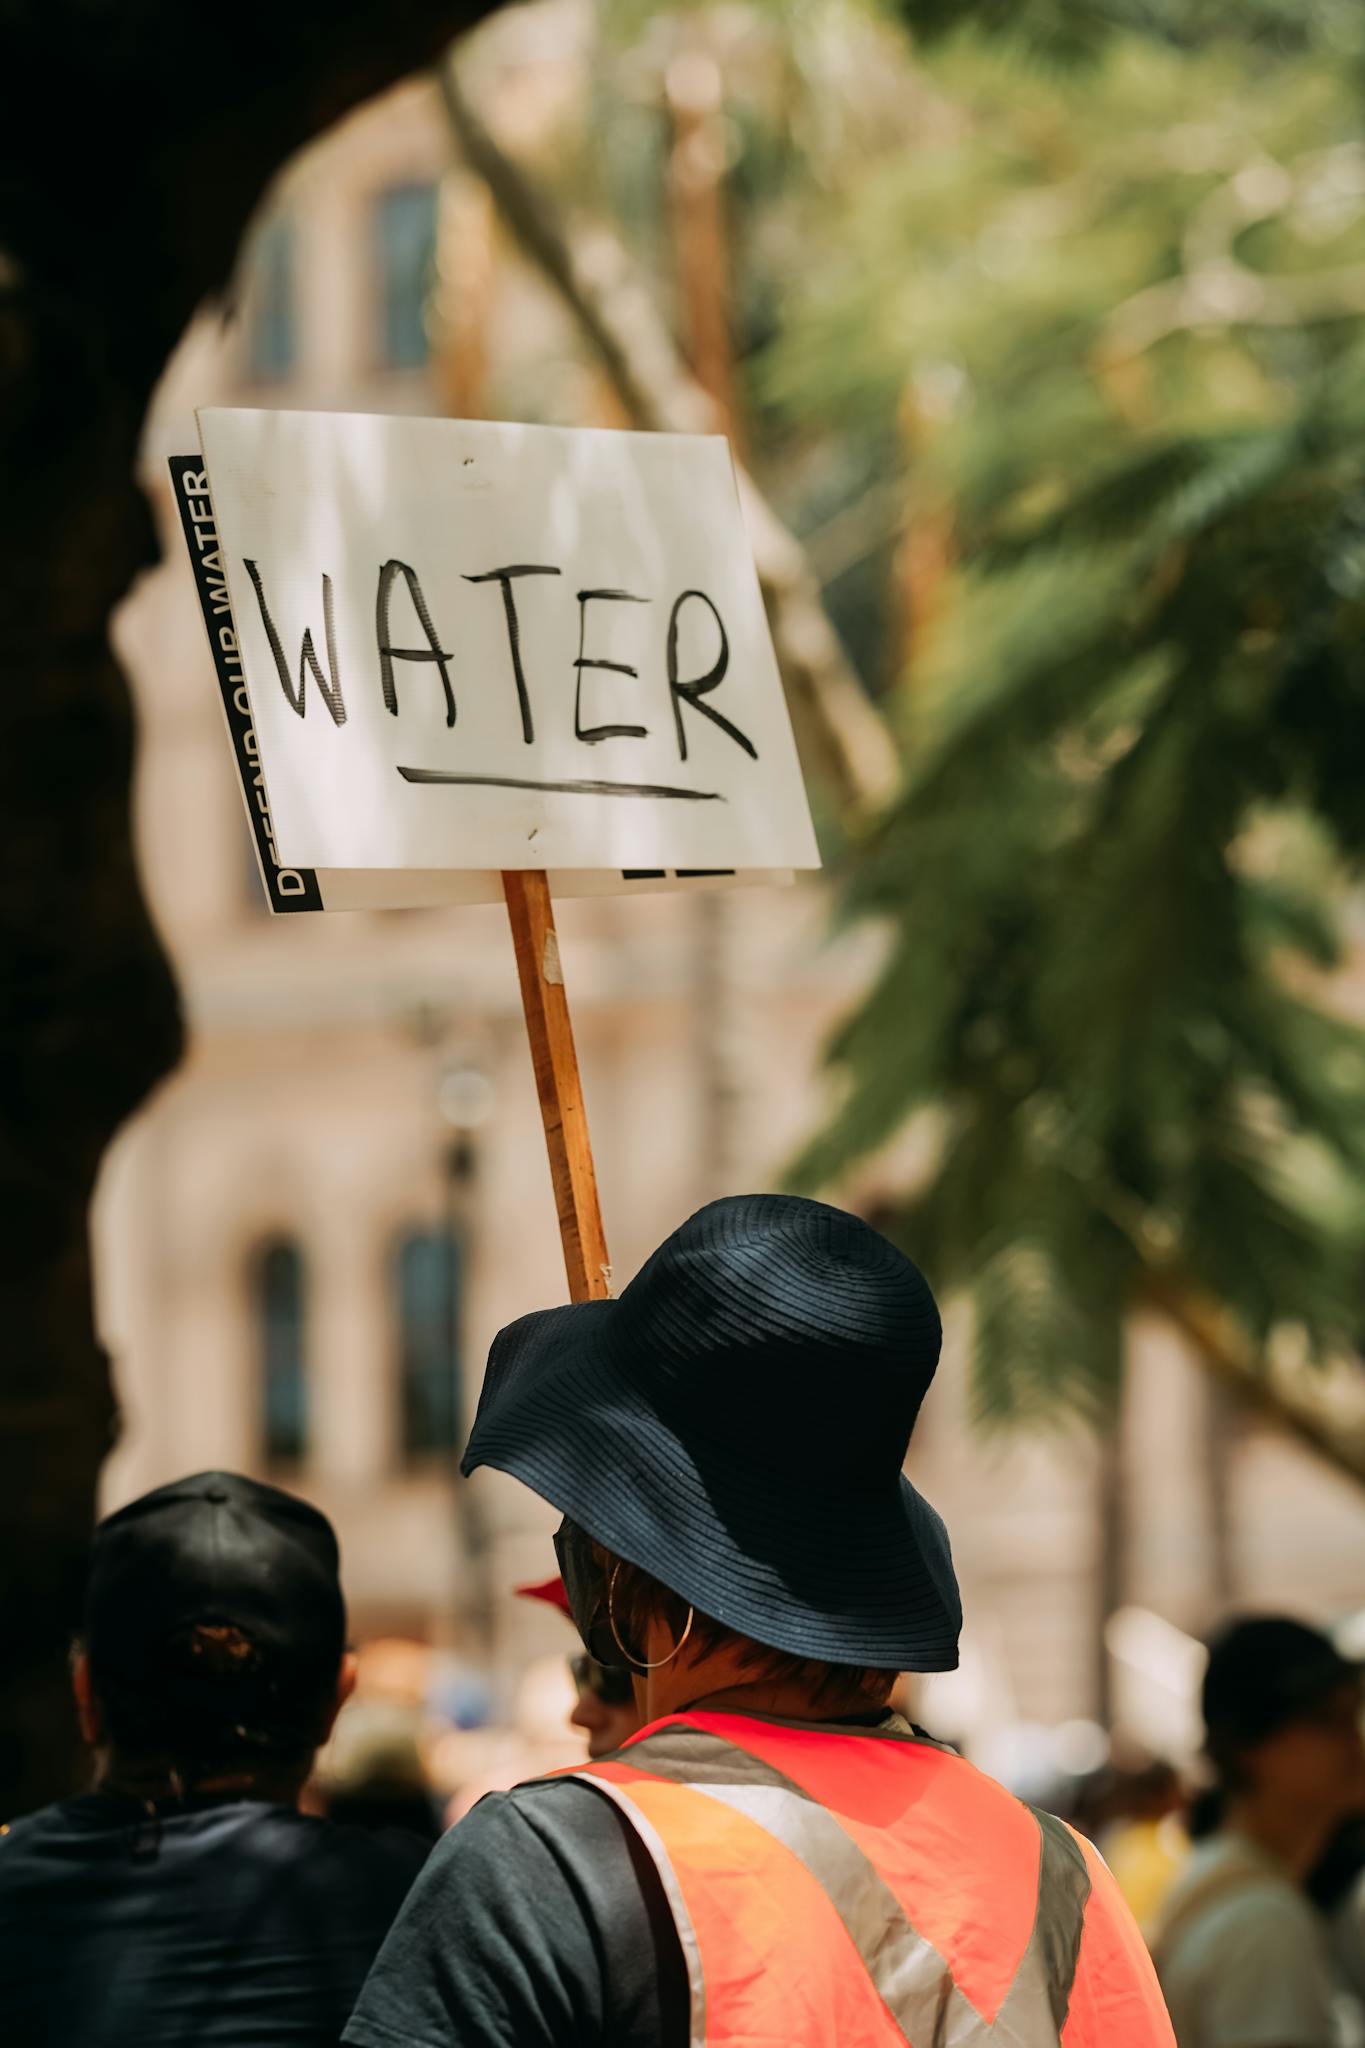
[570, 1711, 1174, 2048]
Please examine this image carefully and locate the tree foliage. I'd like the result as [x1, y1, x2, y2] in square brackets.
[770, 19, 1365, 1425]
[0, 0, 512, 1819]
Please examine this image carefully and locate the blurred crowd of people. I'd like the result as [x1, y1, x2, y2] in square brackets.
[0, 1196, 1361, 2047]
[306, 1607, 1365, 2047]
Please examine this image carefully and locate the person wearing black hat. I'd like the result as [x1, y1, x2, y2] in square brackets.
[345, 1194, 1173, 2048]
[1152, 1615, 1365, 2048]
[0, 1470, 428, 2046]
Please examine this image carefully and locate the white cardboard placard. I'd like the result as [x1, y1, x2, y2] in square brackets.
[190, 408, 818, 903]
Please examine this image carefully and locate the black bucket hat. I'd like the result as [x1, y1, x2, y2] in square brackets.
[463, 1194, 961, 1671]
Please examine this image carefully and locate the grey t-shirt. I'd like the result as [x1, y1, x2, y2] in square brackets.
[1335, 1868, 1365, 1995]
[1333, 1869, 1365, 2047]
[1157, 1834, 1337, 2048]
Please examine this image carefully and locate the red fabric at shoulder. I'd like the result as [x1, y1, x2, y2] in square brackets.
[1063, 1830, 1176, 2046]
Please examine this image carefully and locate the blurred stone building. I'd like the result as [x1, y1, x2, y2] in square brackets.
[94, 58, 1365, 1760]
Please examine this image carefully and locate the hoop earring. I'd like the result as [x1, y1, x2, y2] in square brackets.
[608, 1563, 695, 1672]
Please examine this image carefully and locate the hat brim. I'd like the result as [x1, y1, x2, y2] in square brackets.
[463, 1299, 961, 1672]
[516, 1576, 573, 1616]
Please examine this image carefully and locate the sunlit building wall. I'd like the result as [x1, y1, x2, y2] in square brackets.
[93, 72, 1365, 1750]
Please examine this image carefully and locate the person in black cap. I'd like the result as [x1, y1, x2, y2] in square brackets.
[346, 1194, 1172, 2048]
[0, 1470, 428, 2046]
[1152, 1615, 1365, 2048]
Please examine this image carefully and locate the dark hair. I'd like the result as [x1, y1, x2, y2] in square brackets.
[87, 1623, 336, 1784]
[1186, 1784, 1227, 1841]
[603, 1552, 897, 1710]
[1306, 1817, 1365, 1914]
[1183, 1717, 1258, 1840]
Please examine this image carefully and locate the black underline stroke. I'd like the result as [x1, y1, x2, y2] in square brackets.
[397, 767, 723, 803]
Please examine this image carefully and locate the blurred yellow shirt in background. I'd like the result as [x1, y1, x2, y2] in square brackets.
[1103, 1816, 1191, 1940]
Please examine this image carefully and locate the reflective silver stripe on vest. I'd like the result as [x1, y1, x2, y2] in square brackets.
[585, 1725, 1092, 2046]
[1029, 1811, 1091, 2036]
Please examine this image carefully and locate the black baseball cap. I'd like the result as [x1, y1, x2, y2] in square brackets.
[1203, 1616, 1361, 1747]
[85, 1471, 347, 1740]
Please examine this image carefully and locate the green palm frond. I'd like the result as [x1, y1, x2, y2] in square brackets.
[782, 9, 1365, 1429]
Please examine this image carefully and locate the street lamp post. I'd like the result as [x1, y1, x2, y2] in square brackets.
[437, 1061, 498, 1669]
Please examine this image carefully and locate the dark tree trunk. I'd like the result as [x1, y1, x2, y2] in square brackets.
[0, 0, 508, 1820]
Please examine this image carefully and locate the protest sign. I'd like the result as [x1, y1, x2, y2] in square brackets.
[172, 408, 820, 1299]
[176, 408, 818, 910]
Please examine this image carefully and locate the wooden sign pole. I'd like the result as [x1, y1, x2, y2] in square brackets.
[502, 870, 612, 1302]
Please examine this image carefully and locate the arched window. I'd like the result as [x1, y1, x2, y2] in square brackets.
[254, 1237, 307, 1465]
[395, 1228, 461, 1458]
[375, 183, 438, 369]
[247, 214, 297, 381]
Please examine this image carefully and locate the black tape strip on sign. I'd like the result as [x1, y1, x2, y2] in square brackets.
[170, 455, 323, 914]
